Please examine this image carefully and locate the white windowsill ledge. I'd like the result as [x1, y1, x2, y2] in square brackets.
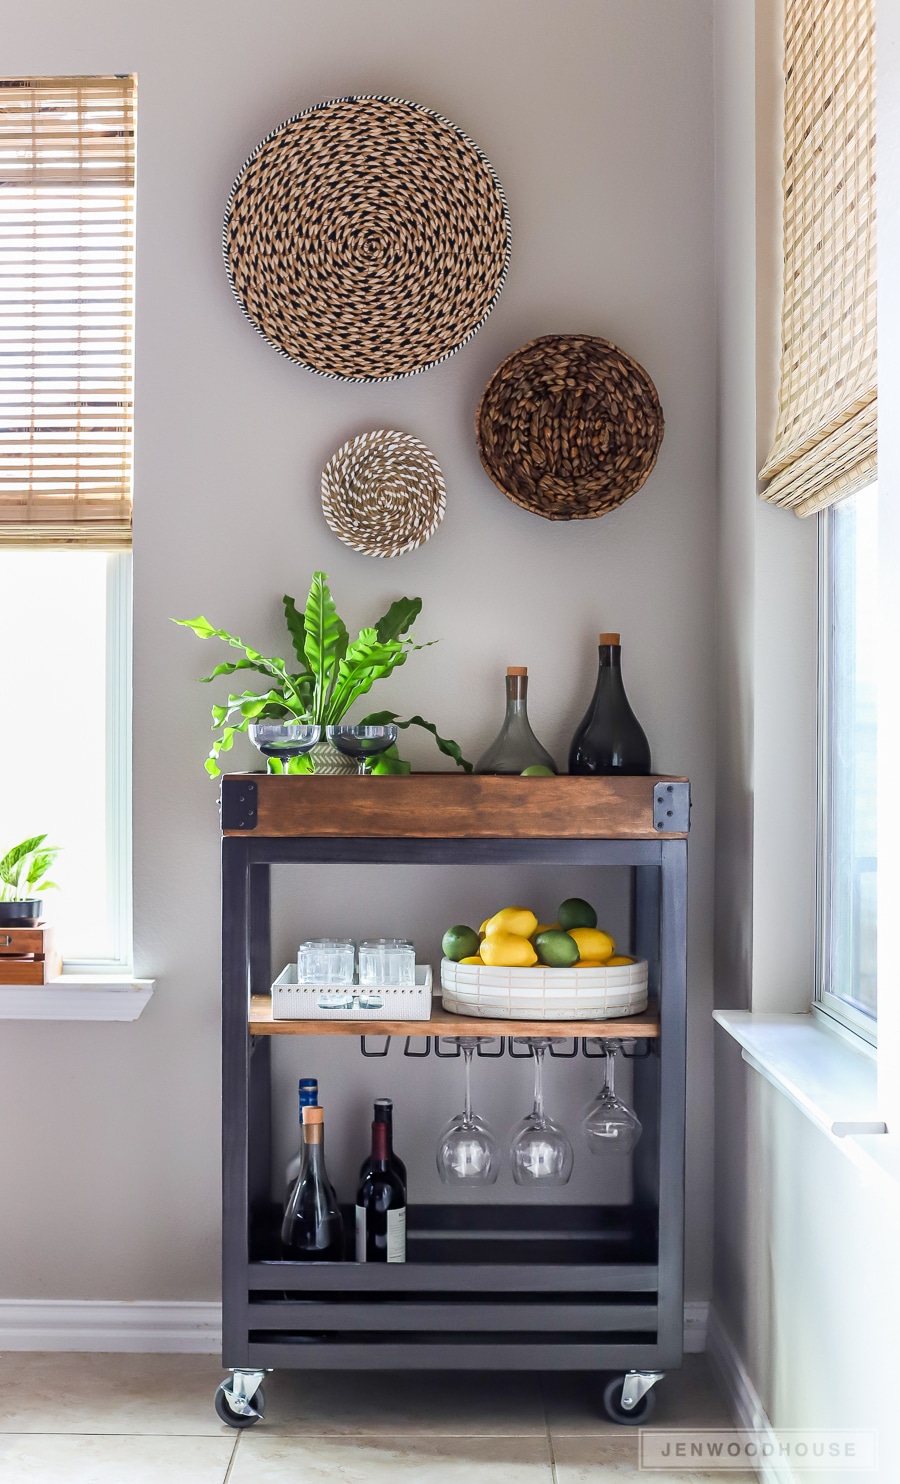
[0, 975, 154, 1021]
[713, 1009, 885, 1137]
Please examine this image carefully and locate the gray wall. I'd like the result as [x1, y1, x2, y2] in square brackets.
[0, 0, 717, 1302]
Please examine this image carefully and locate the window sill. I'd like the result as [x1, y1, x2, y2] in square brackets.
[0, 975, 154, 1021]
[713, 1009, 884, 1136]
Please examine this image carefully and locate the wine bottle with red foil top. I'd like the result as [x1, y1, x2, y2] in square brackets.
[569, 634, 651, 775]
[357, 1098, 407, 1191]
[355, 1114, 407, 1263]
[281, 1106, 345, 1261]
[475, 667, 557, 774]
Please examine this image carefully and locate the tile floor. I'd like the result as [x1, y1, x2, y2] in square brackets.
[0, 1352, 751, 1483]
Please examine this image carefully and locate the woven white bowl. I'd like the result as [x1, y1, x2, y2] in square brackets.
[440, 957, 648, 1021]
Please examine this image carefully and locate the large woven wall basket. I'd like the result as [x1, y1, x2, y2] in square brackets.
[475, 334, 664, 521]
[224, 95, 512, 382]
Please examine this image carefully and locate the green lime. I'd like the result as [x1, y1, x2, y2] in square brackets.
[534, 929, 580, 967]
[442, 925, 481, 962]
[521, 765, 555, 776]
[557, 896, 598, 931]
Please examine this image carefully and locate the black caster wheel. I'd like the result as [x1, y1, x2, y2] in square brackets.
[215, 1380, 266, 1429]
[601, 1374, 657, 1425]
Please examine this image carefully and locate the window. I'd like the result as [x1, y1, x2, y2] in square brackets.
[817, 483, 878, 1040]
[0, 77, 135, 969]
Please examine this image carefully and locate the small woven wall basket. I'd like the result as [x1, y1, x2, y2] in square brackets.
[475, 334, 664, 521]
[321, 430, 447, 558]
[224, 95, 511, 382]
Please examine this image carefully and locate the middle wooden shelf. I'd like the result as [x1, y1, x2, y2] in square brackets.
[249, 995, 660, 1040]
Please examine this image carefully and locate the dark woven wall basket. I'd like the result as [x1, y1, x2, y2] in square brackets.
[475, 334, 664, 521]
[224, 95, 512, 383]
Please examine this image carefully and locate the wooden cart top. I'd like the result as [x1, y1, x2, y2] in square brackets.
[221, 773, 690, 840]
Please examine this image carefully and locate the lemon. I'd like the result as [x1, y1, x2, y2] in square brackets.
[479, 918, 490, 937]
[575, 958, 609, 968]
[480, 932, 538, 968]
[442, 925, 481, 962]
[569, 927, 615, 961]
[460, 954, 484, 965]
[532, 922, 555, 938]
[606, 955, 634, 966]
[534, 929, 580, 967]
[557, 897, 598, 931]
[484, 906, 539, 939]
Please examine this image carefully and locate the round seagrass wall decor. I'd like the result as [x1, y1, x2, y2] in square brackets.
[321, 430, 447, 558]
[223, 95, 512, 382]
[475, 335, 664, 520]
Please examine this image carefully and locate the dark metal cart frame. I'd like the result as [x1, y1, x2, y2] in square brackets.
[219, 783, 687, 1422]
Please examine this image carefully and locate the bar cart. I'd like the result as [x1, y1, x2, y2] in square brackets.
[216, 773, 689, 1427]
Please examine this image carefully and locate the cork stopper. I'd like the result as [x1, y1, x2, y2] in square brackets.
[598, 633, 620, 645]
[302, 1106, 324, 1124]
[302, 1105, 323, 1143]
[507, 666, 527, 676]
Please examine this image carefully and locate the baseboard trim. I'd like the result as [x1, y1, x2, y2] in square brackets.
[0, 1298, 707, 1357]
[707, 1307, 793, 1484]
[0, 1301, 222, 1354]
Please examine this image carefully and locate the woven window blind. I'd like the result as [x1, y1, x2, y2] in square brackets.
[0, 76, 136, 547]
[759, 0, 875, 517]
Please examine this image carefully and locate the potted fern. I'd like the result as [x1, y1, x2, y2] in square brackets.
[0, 835, 61, 926]
[176, 571, 472, 777]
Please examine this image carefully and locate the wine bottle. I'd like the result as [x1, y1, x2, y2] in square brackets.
[285, 1078, 319, 1197]
[475, 668, 557, 774]
[355, 1118, 407, 1263]
[281, 1107, 345, 1261]
[569, 634, 651, 775]
[358, 1098, 407, 1191]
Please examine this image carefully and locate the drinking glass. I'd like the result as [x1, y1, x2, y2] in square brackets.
[358, 939, 415, 988]
[436, 1038, 500, 1183]
[582, 1039, 642, 1155]
[509, 1038, 574, 1185]
[248, 721, 321, 773]
[297, 939, 355, 985]
[325, 724, 398, 774]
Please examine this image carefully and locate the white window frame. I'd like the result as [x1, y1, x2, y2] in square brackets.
[815, 494, 877, 1048]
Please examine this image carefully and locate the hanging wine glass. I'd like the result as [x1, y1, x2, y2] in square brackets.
[326, 724, 399, 775]
[509, 1038, 574, 1185]
[248, 720, 321, 773]
[436, 1038, 500, 1183]
[582, 1039, 642, 1155]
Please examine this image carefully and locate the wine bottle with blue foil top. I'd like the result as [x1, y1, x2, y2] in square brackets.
[569, 634, 651, 776]
[285, 1078, 318, 1198]
[281, 1106, 345, 1261]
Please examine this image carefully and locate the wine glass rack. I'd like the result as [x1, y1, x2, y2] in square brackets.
[220, 772, 688, 1424]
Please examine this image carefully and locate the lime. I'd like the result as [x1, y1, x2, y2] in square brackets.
[442, 925, 481, 962]
[533, 929, 580, 968]
[521, 765, 555, 776]
[557, 896, 598, 931]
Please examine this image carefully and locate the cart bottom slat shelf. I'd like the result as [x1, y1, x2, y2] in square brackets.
[242, 1340, 669, 1371]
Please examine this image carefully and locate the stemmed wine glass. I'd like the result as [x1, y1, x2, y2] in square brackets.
[582, 1039, 642, 1155]
[509, 1038, 574, 1185]
[326, 724, 399, 775]
[436, 1037, 500, 1183]
[248, 721, 321, 773]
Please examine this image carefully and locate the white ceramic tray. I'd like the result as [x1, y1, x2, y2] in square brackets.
[440, 957, 648, 1021]
[272, 964, 433, 1021]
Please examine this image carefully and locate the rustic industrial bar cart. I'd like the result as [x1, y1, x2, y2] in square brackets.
[216, 773, 689, 1427]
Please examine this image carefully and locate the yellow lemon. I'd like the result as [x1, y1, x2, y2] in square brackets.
[460, 954, 484, 965]
[606, 955, 634, 966]
[479, 919, 490, 937]
[480, 932, 538, 968]
[532, 921, 557, 938]
[484, 906, 539, 939]
[575, 958, 609, 968]
[569, 927, 615, 962]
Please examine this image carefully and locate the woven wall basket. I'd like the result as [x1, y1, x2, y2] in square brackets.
[475, 335, 664, 521]
[224, 95, 511, 382]
[321, 430, 447, 558]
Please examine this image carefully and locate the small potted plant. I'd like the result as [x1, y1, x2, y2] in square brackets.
[176, 571, 472, 777]
[0, 835, 61, 926]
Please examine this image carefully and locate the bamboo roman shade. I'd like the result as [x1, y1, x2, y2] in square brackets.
[0, 76, 136, 547]
[760, 0, 876, 517]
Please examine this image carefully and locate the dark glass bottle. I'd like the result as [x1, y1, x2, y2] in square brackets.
[475, 668, 557, 774]
[569, 634, 651, 775]
[285, 1078, 319, 1198]
[355, 1118, 407, 1263]
[358, 1098, 407, 1191]
[281, 1106, 345, 1260]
